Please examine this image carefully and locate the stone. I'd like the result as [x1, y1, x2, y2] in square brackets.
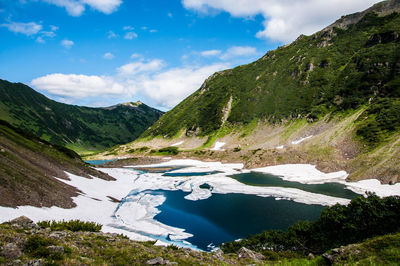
[322, 253, 339, 265]
[212, 249, 224, 260]
[308, 253, 315, 260]
[47, 245, 64, 254]
[1, 243, 22, 259]
[24, 259, 43, 266]
[146, 257, 165, 265]
[237, 247, 265, 261]
[10, 216, 37, 229]
[0, 148, 5, 153]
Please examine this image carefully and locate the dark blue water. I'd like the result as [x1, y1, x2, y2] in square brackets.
[231, 172, 360, 199]
[153, 190, 324, 251]
[85, 159, 116, 165]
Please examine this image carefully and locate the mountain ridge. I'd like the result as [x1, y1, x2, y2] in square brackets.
[0, 79, 163, 153]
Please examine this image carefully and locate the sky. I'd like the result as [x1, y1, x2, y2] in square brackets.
[0, 0, 382, 111]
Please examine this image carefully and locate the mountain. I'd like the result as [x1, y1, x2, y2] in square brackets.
[106, 0, 400, 183]
[0, 79, 163, 153]
[143, 0, 400, 138]
[0, 120, 113, 208]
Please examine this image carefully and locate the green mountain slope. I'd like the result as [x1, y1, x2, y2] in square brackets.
[143, 0, 400, 140]
[105, 0, 400, 184]
[0, 79, 163, 153]
[0, 120, 113, 208]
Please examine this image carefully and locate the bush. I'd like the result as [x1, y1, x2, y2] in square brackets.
[38, 220, 102, 232]
[158, 147, 179, 155]
[25, 235, 55, 258]
[221, 193, 400, 256]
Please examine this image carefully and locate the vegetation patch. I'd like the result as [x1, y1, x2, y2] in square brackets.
[38, 220, 102, 232]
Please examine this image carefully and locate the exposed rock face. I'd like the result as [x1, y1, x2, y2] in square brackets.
[237, 247, 265, 261]
[1, 243, 22, 259]
[146, 257, 165, 265]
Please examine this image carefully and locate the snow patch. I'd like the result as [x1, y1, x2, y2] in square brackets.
[291, 135, 313, 145]
[211, 141, 225, 151]
[171, 141, 184, 146]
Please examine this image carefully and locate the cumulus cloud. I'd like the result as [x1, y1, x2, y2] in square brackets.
[124, 31, 138, 40]
[107, 30, 118, 39]
[31, 56, 229, 109]
[182, 0, 381, 43]
[31, 73, 124, 98]
[1, 21, 42, 36]
[220, 46, 257, 60]
[41, 0, 122, 16]
[103, 52, 115, 59]
[117, 59, 164, 76]
[61, 39, 74, 48]
[138, 63, 229, 108]
[201, 49, 221, 57]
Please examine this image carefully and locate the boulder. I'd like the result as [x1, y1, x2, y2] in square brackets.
[146, 257, 165, 265]
[237, 247, 265, 261]
[9, 216, 37, 229]
[47, 245, 64, 254]
[1, 243, 22, 259]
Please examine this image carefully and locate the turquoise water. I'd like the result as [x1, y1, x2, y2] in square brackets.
[85, 159, 116, 165]
[231, 172, 360, 199]
[153, 190, 324, 251]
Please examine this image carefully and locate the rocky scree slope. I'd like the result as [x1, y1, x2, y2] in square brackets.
[0, 79, 163, 153]
[0, 120, 113, 208]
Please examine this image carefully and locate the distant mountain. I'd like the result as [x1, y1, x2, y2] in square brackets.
[0, 120, 113, 208]
[143, 0, 400, 139]
[0, 79, 163, 152]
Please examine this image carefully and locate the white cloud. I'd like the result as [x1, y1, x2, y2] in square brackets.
[117, 59, 164, 76]
[31, 73, 124, 98]
[82, 0, 122, 14]
[167, 12, 173, 18]
[123, 25, 134, 31]
[1, 21, 42, 36]
[103, 52, 115, 59]
[107, 30, 118, 39]
[138, 63, 229, 108]
[149, 29, 157, 33]
[200, 49, 221, 57]
[41, 0, 122, 16]
[50, 25, 59, 31]
[130, 53, 142, 59]
[220, 46, 257, 60]
[61, 39, 74, 48]
[182, 0, 382, 43]
[124, 31, 138, 40]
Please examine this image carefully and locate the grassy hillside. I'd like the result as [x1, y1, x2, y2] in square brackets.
[1, 214, 399, 265]
[0, 120, 113, 208]
[143, 0, 400, 146]
[0, 79, 163, 153]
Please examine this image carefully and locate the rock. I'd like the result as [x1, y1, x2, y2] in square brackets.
[49, 231, 68, 239]
[1, 243, 22, 259]
[9, 216, 37, 229]
[237, 247, 265, 261]
[308, 253, 315, 260]
[146, 257, 165, 265]
[212, 249, 224, 260]
[0, 148, 5, 153]
[47, 245, 64, 254]
[24, 259, 43, 266]
[322, 253, 339, 265]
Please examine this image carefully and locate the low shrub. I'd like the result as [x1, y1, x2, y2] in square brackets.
[38, 220, 102, 232]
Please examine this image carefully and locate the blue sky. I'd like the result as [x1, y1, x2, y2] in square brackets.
[0, 0, 381, 110]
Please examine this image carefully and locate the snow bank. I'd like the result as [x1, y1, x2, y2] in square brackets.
[252, 164, 400, 197]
